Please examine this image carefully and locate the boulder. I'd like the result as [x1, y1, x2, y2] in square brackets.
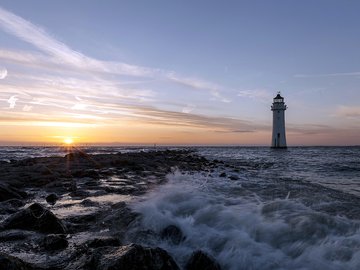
[160, 225, 185, 245]
[0, 203, 67, 234]
[0, 183, 26, 202]
[41, 234, 68, 251]
[89, 244, 179, 270]
[185, 250, 221, 270]
[86, 237, 121, 248]
[46, 193, 59, 205]
[0, 252, 40, 270]
[228, 175, 239, 181]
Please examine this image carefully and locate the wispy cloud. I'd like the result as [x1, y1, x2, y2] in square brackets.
[294, 72, 360, 78]
[237, 89, 271, 101]
[0, 67, 7, 79]
[0, 6, 230, 102]
[7, 95, 18, 108]
[335, 105, 360, 118]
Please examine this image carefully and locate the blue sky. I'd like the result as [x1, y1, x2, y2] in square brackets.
[0, 1, 359, 145]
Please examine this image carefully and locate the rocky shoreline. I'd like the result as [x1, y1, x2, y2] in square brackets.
[0, 149, 222, 270]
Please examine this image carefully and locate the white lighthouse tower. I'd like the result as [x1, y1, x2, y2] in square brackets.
[271, 92, 287, 148]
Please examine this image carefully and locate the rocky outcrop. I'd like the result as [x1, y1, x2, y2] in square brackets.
[88, 244, 180, 270]
[160, 225, 185, 245]
[0, 252, 42, 270]
[185, 250, 221, 270]
[0, 183, 26, 202]
[0, 203, 67, 234]
[41, 234, 68, 251]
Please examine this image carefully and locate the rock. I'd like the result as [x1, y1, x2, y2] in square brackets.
[219, 172, 227, 178]
[41, 234, 68, 251]
[0, 203, 67, 234]
[160, 225, 185, 245]
[228, 175, 239, 180]
[87, 237, 121, 248]
[0, 199, 25, 215]
[46, 193, 58, 205]
[0, 183, 26, 202]
[185, 250, 221, 270]
[81, 199, 100, 207]
[89, 244, 179, 270]
[0, 252, 40, 270]
[102, 202, 138, 233]
[0, 230, 33, 242]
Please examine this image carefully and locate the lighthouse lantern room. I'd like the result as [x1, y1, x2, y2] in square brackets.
[271, 92, 287, 148]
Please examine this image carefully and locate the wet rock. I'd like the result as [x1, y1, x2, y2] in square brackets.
[160, 225, 185, 245]
[70, 189, 90, 198]
[89, 244, 179, 270]
[81, 199, 100, 207]
[41, 234, 68, 251]
[0, 252, 40, 270]
[0, 230, 33, 242]
[0, 199, 25, 215]
[228, 175, 239, 180]
[87, 237, 121, 248]
[219, 172, 227, 178]
[0, 183, 26, 202]
[102, 202, 138, 233]
[46, 193, 58, 205]
[185, 250, 221, 270]
[0, 203, 67, 234]
[72, 169, 100, 179]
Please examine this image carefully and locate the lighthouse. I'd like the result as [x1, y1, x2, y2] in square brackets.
[271, 92, 287, 148]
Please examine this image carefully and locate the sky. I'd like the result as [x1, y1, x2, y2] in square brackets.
[0, 0, 359, 146]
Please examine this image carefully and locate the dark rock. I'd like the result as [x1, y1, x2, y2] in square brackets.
[81, 199, 99, 207]
[87, 237, 121, 248]
[0, 199, 25, 215]
[228, 175, 239, 180]
[89, 244, 179, 270]
[72, 169, 100, 179]
[0, 230, 33, 241]
[102, 202, 138, 233]
[219, 172, 227, 178]
[41, 234, 68, 251]
[46, 193, 59, 205]
[0, 183, 26, 202]
[70, 189, 90, 198]
[160, 225, 185, 245]
[185, 250, 221, 270]
[0, 203, 67, 234]
[0, 252, 40, 270]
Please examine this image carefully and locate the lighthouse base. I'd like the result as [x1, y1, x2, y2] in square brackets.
[271, 146, 287, 149]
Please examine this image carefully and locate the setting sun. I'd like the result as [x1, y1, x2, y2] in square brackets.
[63, 138, 74, 145]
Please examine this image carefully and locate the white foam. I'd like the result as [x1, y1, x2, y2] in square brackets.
[130, 170, 360, 270]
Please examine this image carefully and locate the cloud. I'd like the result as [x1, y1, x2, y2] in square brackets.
[294, 72, 360, 78]
[0, 67, 7, 79]
[7, 95, 18, 108]
[0, 6, 229, 102]
[336, 106, 360, 118]
[237, 89, 271, 100]
[182, 104, 196, 114]
[22, 105, 33, 111]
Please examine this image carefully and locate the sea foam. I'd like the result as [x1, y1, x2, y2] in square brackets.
[129, 170, 360, 270]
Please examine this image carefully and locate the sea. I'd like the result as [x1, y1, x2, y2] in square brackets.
[1, 146, 359, 269]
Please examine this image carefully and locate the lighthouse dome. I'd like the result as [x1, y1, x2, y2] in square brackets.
[273, 93, 284, 103]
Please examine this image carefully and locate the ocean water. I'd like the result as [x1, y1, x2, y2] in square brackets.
[128, 147, 360, 270]
[1, 146, 360, 269]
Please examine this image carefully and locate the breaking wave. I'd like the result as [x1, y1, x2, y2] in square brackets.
[129, 170, 360, 270]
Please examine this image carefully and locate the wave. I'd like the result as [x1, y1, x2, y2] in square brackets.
[128, 170, 360, 270]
